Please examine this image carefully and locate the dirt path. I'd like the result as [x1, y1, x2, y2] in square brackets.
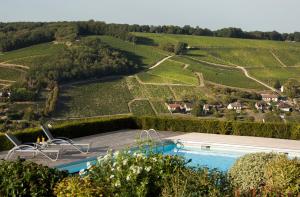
[195, 72, 205, 87]
[149, 56, 173, 70]
[0, 63, 29, 70]
[236, 66, 279, 92]
[2, 54, 47, 64]
[127, 98, 158, 115]
[135, 75, 196, 87]
[0, 79, 16, 83]
[270, 50, 287, 68]
[186, 56, 233, 68]
[185, 56, 278, 93]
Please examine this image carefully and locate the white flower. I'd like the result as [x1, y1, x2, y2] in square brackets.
[110, 175, 115, 179]
[111, 168, 115, 171]
[145, 166, 151, 172]
[133, 152, 137, 157]
[126, 175, 131, 181]
[113, 162, 117, 167]
[122, 159, 128, 166]
[113, 151, 120, 157]
[117, 166, 121, 171]
[152, 157, 157, 162]
[136, 166, 142, 174]
[115, 180, 121, 187]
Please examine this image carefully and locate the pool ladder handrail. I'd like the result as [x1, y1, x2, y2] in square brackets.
[139, 129, 162, 142]
[139, 129, 164, 152]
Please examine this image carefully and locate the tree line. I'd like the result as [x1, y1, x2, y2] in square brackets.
[1, 21, 299, 52]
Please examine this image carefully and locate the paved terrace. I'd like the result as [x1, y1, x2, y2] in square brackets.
[0, 130, 183, 167]
[1, 130, 300, 167]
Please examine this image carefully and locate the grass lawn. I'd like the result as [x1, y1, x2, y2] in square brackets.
[144, 85, 175, 100]
[54, 78, 133, 117]
[130, 100, 156, 116]
[170, 86, 206, 100]
[137, 72, 184, 84]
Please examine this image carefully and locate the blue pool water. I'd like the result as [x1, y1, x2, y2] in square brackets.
[57, 142, 244, 173]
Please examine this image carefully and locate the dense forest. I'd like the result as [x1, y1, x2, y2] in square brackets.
[0, 21, 299, 52]
[27, 37, 137, 87]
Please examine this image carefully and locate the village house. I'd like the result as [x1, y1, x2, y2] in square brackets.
[184, 102, 193, 113]
[227, 102, 242, 112]
[277, 101, 293, 112]
[255, 101, 268, 111]
[167, 103, 183, 113]
[203, 104, 210, 114]
[167, 101, 193, 113]
[261, 93, 279, 103]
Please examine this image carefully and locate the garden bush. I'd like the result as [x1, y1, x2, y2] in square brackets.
[264, 156, 300, 195]
[89, 149, 187, 197]
[229, 153, 285, 194]
[0, 159, 68, 197]
[161, 168, 232, 197]
[54, 176, 103, 197]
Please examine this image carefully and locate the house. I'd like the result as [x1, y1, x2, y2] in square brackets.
[261, 93, 279, 103]
[203, 104, 210, 113]
[184, 102, 193, 113]
[277, 101, 292, 112]
[227, 102, 242, 111]
[255, 101, 267, 111]
[167, 103, 183, 112]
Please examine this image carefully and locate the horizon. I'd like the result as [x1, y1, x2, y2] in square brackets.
[1, 0, 300, 33]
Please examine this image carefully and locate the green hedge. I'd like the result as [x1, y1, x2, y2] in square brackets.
[0, 115, 137, 151]
[0, 115, 299, 151]
[134, 116, 300, 140]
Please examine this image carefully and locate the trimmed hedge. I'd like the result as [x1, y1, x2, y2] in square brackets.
[0, 115, 299, 151]
[0, 115, 137, 151]
[134, 116, 300, 140]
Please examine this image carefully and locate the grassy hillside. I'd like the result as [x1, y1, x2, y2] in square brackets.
[98, 36, 169, 67]
[0, 42, 63, 66]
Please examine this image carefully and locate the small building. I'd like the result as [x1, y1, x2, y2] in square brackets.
[277, 101, 292, 112]
[255, 101, 267, 111]
[184, 103, 193, 113]
[203, 104, 210, 112]
[261, 93, 279, 103]
[227, 102, 242, 110]
[167, 103, 183, 112]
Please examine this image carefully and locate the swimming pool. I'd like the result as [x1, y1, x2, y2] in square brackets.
[56, 142, 245, 173]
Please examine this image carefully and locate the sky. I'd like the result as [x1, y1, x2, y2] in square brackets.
[0, 0, 299, 33]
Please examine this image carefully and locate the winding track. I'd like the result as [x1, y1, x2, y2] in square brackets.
[149, 56, 173, 70]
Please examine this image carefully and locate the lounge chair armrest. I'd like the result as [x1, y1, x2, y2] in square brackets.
[23, 142, 43, 149]
[56, 137, 74, 142]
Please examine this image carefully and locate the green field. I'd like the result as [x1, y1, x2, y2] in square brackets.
[130, 100, 156, 116]
[151, 101, 170, 113]
[172, 56, 265, 90]
[0, 67, 26, 81]
[0, 43, 63, 66]
[146, 60, 198, 85]
[54, 78, 133, 117]
[98, 36, 168, 67]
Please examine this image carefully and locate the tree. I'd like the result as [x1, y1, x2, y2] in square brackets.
[273, 80, 281, 89]
[160, 42, 175, 53]
[174, 42, 188, 55]
[284, 79, 300, 98]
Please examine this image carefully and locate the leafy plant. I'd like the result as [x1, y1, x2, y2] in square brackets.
[0, 159, 68, 197]
[89, 149, 186, 197]
[54, 176, 103, 197]
[264, 156, 300, 195]
[229, 152, 283, 194]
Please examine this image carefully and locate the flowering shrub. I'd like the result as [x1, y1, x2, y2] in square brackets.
[89, 149, 186, 197]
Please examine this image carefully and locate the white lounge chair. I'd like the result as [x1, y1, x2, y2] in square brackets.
[5, 133, 60, 161]
[41, 125, 90, 154]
